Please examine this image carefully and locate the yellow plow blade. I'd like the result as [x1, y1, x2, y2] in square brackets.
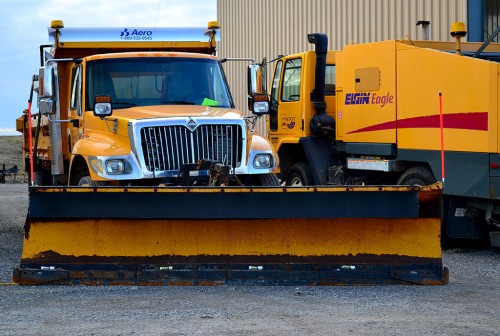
[14, 184, 448, 285]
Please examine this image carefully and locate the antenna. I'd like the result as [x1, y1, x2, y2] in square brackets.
[151, 0, 163, 50]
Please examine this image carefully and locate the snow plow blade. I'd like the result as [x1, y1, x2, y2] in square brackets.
[13, 183, 448, 285]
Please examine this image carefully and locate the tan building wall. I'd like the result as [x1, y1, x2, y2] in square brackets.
[217, 0, 467, 134]
[486, 0, 500, 41]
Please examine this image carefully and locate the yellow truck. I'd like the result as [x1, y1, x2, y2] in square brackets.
[16, 20, 279, 187]
[258, 29, 500, 246]
[13, 21, 448, 286]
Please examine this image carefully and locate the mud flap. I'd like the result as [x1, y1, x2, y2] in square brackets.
[299, 137, 336, 185]
[14, 183, 448, 285]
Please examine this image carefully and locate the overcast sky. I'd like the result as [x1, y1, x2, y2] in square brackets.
[0, 0, 216, 135]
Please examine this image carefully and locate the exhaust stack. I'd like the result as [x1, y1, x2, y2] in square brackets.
[307, 33, 334, 136]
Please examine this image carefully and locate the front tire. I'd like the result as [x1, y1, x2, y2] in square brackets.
[256, 173, 280, 186]
[78, 176, 108, 187]
[286, 162, 313, 186]
[32, 171, 43, 186]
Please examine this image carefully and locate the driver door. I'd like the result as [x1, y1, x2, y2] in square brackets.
[269, 57, 303, 139]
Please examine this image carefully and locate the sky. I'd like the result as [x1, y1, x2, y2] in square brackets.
[0, 0, 217, 135]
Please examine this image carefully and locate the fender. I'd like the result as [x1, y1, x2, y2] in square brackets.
[70, 131, 132, 181]
[299, 136, 336, 185]
[72, 131, 132, 157]
[246, 131, 280, 173]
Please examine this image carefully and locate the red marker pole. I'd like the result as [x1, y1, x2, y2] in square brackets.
[27, 102, 34, 186]
[27, 77, 35, 186]
[439, 93, 445, 185]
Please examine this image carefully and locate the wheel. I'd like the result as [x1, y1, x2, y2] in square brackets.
[285, 162, 313, 186]
[256, 173, 280, 186]
[32, 171, 43, 186]
[30, 169, 53, 186]
[397, 166, 436, 186]
[78, 176, 108, 187]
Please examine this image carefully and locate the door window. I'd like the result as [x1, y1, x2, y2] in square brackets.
[70, 65, 82, 116]
[281, 58, 302, 102]
[269, 60, 283, 131]
[325, 64, 336, 95]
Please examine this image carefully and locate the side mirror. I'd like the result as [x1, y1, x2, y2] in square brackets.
[93, 95, 113, 118]
[250, 93, 270, 115]
[39, 66, 55, 98]
[248, 64, 264, 95]
[248, 64, 269, 115]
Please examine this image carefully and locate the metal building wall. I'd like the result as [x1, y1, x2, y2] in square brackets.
[217, 0, 467, 134]
[486, 0, 500, 41]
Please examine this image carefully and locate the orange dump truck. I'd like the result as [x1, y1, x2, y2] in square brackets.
[16, 20, 279, 187]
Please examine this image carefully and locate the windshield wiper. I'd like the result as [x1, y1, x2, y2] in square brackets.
[111, 101, 137, 109]
[159, 101, 195, 105]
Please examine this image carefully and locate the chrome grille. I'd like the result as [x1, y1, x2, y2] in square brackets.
[140, 124, 242, 172]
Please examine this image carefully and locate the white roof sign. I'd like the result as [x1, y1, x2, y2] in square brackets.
[49, 27, 209, 43]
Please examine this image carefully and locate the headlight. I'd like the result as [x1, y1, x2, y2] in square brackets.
[93, 95, 113, 118]
[106, 159, 125, 174]
[253, 153, 273, 169]
[94, 102, 112, 116]
[253, 101, 269, 114]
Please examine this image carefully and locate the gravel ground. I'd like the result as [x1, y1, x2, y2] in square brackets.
[0, 184, 499, 336]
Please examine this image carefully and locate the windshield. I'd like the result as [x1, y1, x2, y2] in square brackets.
[86, 57, 234, 110]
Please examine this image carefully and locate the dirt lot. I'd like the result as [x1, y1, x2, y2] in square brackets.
[0, 136, 26, 183]
[0, 183, 499, 336]
[0, 136, 499, 335]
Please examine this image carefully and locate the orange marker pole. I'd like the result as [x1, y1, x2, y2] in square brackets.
[439, 93, 445, 185]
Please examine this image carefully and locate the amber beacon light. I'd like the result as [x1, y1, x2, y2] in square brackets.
[450, 22, 467, 55]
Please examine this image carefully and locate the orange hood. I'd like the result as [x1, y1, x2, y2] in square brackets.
[110, 105, 243, 120]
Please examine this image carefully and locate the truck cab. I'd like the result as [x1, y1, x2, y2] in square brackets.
[267, 46, 338, 185]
